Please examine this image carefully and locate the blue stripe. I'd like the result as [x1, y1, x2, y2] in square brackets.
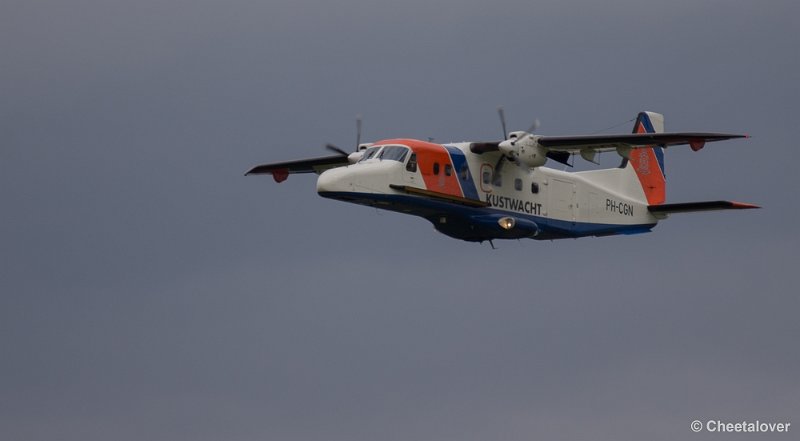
[638, 113, 666, 176]
[319, 191, 656, 240]
[638, 112, 655, 133]
[654, 146, 665, 176]
[444, 145, 480, 200]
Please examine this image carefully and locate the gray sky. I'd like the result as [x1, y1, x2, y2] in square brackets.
[1, 1, 798, 440]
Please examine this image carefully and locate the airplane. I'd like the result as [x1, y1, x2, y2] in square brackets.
[246, 111, 758, 245]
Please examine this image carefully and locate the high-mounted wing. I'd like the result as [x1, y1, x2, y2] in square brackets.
[469, 132, 747, 167]
[538, 132, 747, 153]
[469, 141, 574, 166]
[245, 155, 350, 182]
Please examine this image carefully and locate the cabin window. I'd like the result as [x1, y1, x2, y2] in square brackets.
[379, 146, 408, 162]
[406, 153, 417, 172]
[514, 178, 522, 191]
[444, 164, 452, 176]
[433, 162, 440, 175]
[531, 182, 539, 194]
[482, 170, 491, 185]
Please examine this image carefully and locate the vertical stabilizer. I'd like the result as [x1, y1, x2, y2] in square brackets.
[626, 111, 666, 205]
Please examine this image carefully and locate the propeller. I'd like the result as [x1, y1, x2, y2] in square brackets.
[493, 108, 542, 181]
[493, 107, 515, 182]
[492, 107, 509, 182]
[507, 118, 541, 147]
[325, 115, 366, 163]
[492, 152, 507, 185]
[355, 114, 362, 150]
[495, 109, 571, 168]
[497, 106, 508, 139]
[325, 143, 349, 156]
[524, 118, 541, 136]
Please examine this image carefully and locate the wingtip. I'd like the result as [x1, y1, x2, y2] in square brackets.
[730, 201, 761, 209]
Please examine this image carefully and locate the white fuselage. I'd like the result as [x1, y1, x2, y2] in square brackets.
[317, 139, 660, 241]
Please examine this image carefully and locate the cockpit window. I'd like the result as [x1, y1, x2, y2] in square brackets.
[378, 146, 409, 162]
[358, 146, 381, 162]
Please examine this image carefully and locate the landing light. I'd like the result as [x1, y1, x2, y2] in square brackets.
[498, 217, 515, 230]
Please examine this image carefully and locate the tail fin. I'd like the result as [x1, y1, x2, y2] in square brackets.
[625, 111, 666, 205]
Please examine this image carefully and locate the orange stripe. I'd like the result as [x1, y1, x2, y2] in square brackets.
[630, 122, 666, 205]
[377, 139, 463, 197]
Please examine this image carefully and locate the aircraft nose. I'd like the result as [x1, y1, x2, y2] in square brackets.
[316, 168, 350, 194]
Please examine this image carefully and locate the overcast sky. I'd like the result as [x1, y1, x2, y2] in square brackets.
[1, 1, 798, 440]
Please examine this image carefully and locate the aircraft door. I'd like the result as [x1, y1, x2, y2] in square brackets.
[549, 178, 576, 224]
[588, 191, 602, 222]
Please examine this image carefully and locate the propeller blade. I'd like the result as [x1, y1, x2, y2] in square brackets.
[492, 155, 505, 185]
[527, 118, 541, 133]
[355, 115, 363, 150]
[512, 118, 541, 145]
[325, 143, 349, 156]
[325, 115, 365, 157]
[497, 106, 508, 139]
[494, 156, 505, 174]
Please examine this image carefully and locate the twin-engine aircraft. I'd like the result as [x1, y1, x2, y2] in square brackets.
[247, 111, 758, 244]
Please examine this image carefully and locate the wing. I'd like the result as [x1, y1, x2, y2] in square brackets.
[469, 132, 747, 166]
[245, 155, 350, 182]
[538, 132, 747, 153]
[469, 141, 574, 166]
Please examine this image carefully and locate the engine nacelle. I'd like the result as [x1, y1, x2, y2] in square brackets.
[516, 137, 548, 168]
[347, 151, 363, 163]
[499, 133, 548, 168]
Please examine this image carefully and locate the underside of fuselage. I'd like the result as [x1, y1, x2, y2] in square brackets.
[319, 190, 656, 242]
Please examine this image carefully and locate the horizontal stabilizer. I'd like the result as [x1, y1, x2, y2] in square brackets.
[648, 200, 760, 214]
